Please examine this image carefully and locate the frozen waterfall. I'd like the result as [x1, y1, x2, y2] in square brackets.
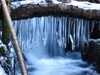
[13, 16, 100, 57]
[11, 16, 100, 75]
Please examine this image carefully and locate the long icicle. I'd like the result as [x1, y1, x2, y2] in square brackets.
[1, 0, 28, 75]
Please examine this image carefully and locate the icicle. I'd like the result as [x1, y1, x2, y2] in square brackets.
[64, 17, 67, 48]
[75, 19, 80, 49]
[35, 18, 40, 46]
[91, 21, 95, 33]
[42, 17, 47, 46]
[57, 17, 63, 47]
[61, 17, 66, 48]
[69, 34, 75, 50]
[67, 17, 71, 45]
[72, 19, 75, 44]
[13, 16, 100, 57]
[87, 21, 90, 41]
[80, 19, 84, 49]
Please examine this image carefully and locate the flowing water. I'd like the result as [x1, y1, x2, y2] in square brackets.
[10, 16, 100, 75]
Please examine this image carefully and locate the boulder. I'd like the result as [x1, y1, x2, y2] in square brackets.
[88, 39, 100, 72]
[88, 39, 100, 63]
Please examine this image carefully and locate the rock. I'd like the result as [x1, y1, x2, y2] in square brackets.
[88, 0, 100, 3]
[88, 39, 100, 72]
[90, 23, 100, 39]
[90, 30, 100, 39]
[88, 39, 100, 63]
[57, 0, 71, 3]
[45, 0, 53, 3]
[81, 42, 89, 61]
[81, 39, 100, 72]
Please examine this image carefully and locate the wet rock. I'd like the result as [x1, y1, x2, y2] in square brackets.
[88, 39, 100, 63]
[81, 42, 89, 61]
[57, 0, 71, 3]
[81, 39, 100, 72]
[88, 39, 100, 72]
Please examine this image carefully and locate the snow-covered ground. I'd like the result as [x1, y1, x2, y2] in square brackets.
[0, 65, 7, 75]
[0, 40, 9, 75]
[69, 1, 100, 10]
[11, 0, 100, 10]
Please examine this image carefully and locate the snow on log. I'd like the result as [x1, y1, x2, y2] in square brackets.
[1, 1, 100, 20]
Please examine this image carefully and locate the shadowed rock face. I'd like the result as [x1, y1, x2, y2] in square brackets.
[11, 0, 21, 1]
[90, 30, 100, 39]
[88, 40, 100, 72]
[73, 0, 100, 3]
[81, 39, 100, 73]
[57, 0, 71, 3]
[45, 0, 53, 3]
[74, 0, 100, 3]
[88, 0, 100, 3]
[90, 24, 100, 39]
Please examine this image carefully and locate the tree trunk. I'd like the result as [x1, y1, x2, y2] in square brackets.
[1, 0, 10, 46]
[1, 0, 28, 75]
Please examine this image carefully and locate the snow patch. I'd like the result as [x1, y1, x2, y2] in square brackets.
[69, 1, 100, 10]
[11, 0, 100, 10]
[0, 65, 7, 75]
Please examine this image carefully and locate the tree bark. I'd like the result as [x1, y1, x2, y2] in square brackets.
[0, 2, 100, 20]
[2, 15, 9, 46]
[1, 0, 28, 75]
[10, 3, 100, 20]
[1, 0, 10, 46]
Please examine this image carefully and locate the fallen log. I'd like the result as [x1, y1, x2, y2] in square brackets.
[11, 1, 100, 20]
[0, 1, 100, 20]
